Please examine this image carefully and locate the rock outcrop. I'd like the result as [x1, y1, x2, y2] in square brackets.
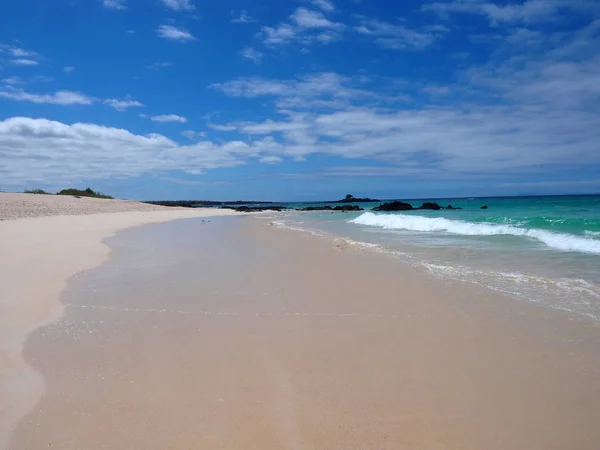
[372, 201, 414, 211]
[299, 205, 363, 212]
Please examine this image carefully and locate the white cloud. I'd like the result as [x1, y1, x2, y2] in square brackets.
[232, 10, 255, 23]
[260, 155, 284, 164]
[63, 66, 75, 73]
[0, 117, 250, 185]
[208, 124, 237, 131]
[262, 23, 298, 45]
[8, 47, 37, 58]
[240, 47, 263, 64]
[260, 7, 344, 46]
[291, 8, 343, 29]
[103, 0, 126, 10]
[150, 114, 188, 123]
[181, 130, 206, 140]
[11, 59, 38, 66]
[1, 77, 24, 85]
[145, 61, 172, 70]
[207, 35, 600, 177]
[160, 0, 195, 12]
[103, 97, 145, 111]
[355, 18, 446, 50]
[0, 88, 93, 105]
[210, 72, 381, 110]
[310, 0, 335, 12]
[157, 25, 195, 41]
[422, 0, 599, 25]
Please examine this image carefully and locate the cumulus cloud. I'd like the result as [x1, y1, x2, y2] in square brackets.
[1, 77, 24, 85]
[0, 117, 252, 185]
[291, 8, 343, 29]
[0, 45, 42, 67]
[160, 0, 195, 11]
[181, 130, 206, 140]
[7, 47, 37, 58]
[210, 72, 382, 110]
[260, 155, 284, 164]
[0, 87, 94, 105]
[231, 10, 255, 23]
[103, 0, 126, 10]
[201, 9, 600, 182]
[260, 7, 344, 46]
[422, 0, 599, 25]
[11, 59, 38, 66]
[104, 97, 145, 111]
[240, 47, 263, 64]
[208, 123, 237, 131]
[207, 50, 600, 176]
[150, 114, 188, 123]
[157, 25, 195, 41]
[354, 18, 447, 50]
[310, 0, 335, 12]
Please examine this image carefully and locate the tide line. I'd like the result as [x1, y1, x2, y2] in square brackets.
[65, 304, 398, 319]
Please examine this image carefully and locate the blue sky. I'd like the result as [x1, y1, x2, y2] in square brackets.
[1, 0, 599, 200]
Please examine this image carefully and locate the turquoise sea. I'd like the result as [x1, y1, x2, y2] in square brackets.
[266, 195, 600, 320]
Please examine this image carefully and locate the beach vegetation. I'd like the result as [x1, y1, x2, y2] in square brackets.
[56, 188, 114, 199]
[24, 189, 52, 195]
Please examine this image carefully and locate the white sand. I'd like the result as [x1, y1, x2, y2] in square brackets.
[0, 193, 240, 448]
[0, 192, 184, 221]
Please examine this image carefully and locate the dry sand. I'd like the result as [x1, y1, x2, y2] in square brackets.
[0, 192, 180, 221]
[8, 216, 600, 450]
[0, 193, 240, 449]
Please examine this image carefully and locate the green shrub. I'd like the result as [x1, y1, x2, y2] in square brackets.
[24, 189, 51, 195]
[56, 187, 114, 199]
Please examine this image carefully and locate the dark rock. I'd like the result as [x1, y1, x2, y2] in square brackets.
[298, 206, 332, 211]
[480, 205, 488, 209]
[417, 202, 443, 210]
[298, 205, 362, 212]
[373, 201, 414, 211]
[334, 205, 363, 211]
[334, 194, 380, 203]
[445, 205, 462, 210]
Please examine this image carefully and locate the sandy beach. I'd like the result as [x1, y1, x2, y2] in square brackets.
[2, 199, 599, 449]
[0, 193, 240, 449]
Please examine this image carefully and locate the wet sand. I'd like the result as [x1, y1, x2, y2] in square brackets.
[0, 196, 240, 449]
[10, 216, 600, 449]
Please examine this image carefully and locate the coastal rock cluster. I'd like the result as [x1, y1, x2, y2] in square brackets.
[373, 201, 462, 212]
[146, 195, 487, 213]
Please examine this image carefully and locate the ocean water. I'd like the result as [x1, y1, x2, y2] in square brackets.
[267, 195, 600, 320]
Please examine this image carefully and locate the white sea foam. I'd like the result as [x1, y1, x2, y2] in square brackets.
[268, 220, 324, 237]
[421, 263, 600, 318]
[351, 212, 600, 255]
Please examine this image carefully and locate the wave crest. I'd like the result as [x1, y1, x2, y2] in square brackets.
[350, 212, 600, 254]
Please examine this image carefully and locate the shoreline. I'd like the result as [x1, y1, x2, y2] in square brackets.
[0, 201, 241, 449]
[267, 210, 600, 322]
[10, 215, 600, 449]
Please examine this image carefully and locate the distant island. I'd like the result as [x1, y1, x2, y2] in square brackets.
[331, 194, 381, 203]
[147, 194, 379, 209]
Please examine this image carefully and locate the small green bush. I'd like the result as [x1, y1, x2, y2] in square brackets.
[56, 187, 114, 199]
[24, 189, 51, 195]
